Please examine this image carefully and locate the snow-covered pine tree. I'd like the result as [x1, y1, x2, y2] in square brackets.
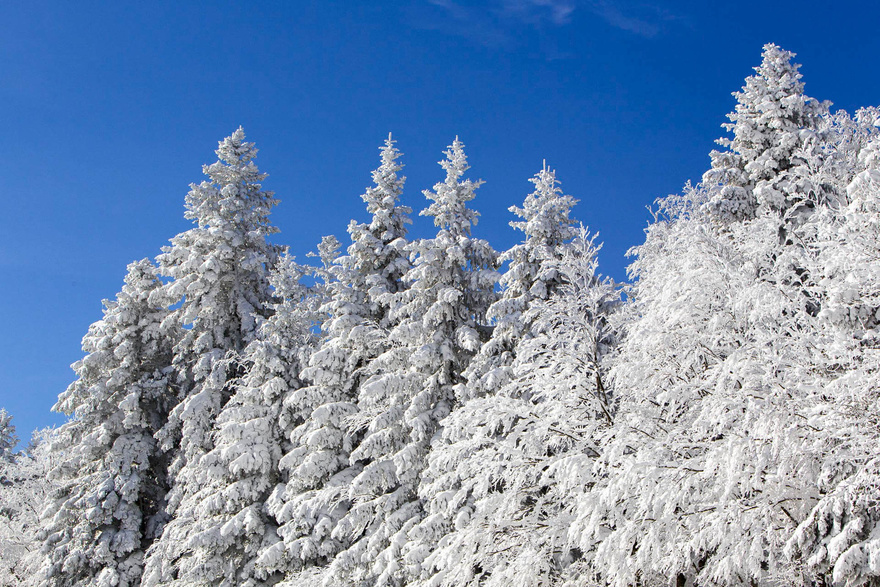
[140, 254, 319, 587]
[409, 226, 618, 587]
[704, 43, 824, 224]
[400, 162, 583, 584]
[326, 137, 498, 586]
[264, 135, 413, 579]
[566, 182, 786, 587]
[785, 131, 880, 587]
[1, 427, 57, 587]
[565, 71, 863, 584]
[0, 410, 16, 462]
[461, 163, 579, 402]
[142, 127, 282, 580]
[38, 259, 177, 587]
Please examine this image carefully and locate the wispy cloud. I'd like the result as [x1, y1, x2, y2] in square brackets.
[494, 0, 577, 26]
[423, 0, 514, 48]
[419, 0, 680, 47]
[586, 1, 679, 38]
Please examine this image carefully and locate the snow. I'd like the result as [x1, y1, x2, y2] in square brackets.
[3, 45, 879, 587]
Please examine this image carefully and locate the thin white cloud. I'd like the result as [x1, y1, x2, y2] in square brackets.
[418, 0, 679, 52]
[495, 0, 577, 26]
[586, 1, 678, 38]
[424, 0, 516, 48]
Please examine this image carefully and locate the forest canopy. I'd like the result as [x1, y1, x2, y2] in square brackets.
[2, 44, 879, 587]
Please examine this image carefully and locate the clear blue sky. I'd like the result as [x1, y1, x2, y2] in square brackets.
[2, 0, 879, 443]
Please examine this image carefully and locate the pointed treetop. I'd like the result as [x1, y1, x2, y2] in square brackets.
[442, 136, 470, 185]
[0, 409, 17, 461]
[215, 126, 258, 166]
[702, 43, 823, 221]
[362, 133, 407, 215]
[183, 127, 278, 234]
[509, 164, 579, 244]
[754, 43, 802, 89]
[422, 137, 484, 236]
[725, 42, 818, 145]
[120, 258, 161, 298]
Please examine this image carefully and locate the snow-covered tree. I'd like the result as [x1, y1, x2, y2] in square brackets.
[566, 137, 863, 586]
[326, 137, 497, 586]
[37, 259, 175, 587]
[141, 127, 283, 582]
[145, 126, 281, 522]
[264, 135, 413, 579]
[409, 226, 618, 587]
[557, 57, 872, 586]
[1, 427, 57, 587]
[784, 132, 880, 587]
[704, 43, 824, 223]
[0, 410, 16, 461]
[461, 163, 579, 401]
[140, 254, 318, 587]
[814, 131, 880, 337]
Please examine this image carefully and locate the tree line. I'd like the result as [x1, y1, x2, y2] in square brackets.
[2, 44, 879, 587]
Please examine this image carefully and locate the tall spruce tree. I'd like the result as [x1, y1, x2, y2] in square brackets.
[38, 259, 177, 587]
[264, 135, 412, 580]
[143, 128, 282, 580]
[408, 227, 618, 587]
[399, 163, 583, 584]
[326, 138, 497, 586]
[704, 43, 823, 223]
[565, 49, 862, 586]
[140, 255, 319, 587]
[461, 163, 579, 401]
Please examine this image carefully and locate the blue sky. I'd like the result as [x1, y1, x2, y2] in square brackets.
[2, 0, 879, 443]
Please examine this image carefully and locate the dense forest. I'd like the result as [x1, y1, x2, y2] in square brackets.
[2, 44, 879, 586]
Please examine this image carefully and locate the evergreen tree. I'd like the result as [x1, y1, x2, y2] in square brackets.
[409, 227, 618, 587]
[461, 163, 579, 401]
[704, 43, 824, 223]
[39, 260, 177, 587]
[264, 135, 412, 579]
[141, 255, 318, 587]
[1, 427, 57, 587]
[143, 127, 282, 580]
[0, 410, 16, 461]
[327, 138, 497, 586]
[565, 121, 867, 586]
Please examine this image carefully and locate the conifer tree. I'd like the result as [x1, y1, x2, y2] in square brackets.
[461, 163, 579, 401]
[264, 135, 412, 578]
[565, 113, 862, 587]
[327, 138, 497, 586]
[785, 134, 880, 586]
[408, 227, 617, 586]
[399, 162, 583, 584]
[704, 43, 823, 223]
[143, 127, 282, 579]
[39, 259, 177, 587]
[140, 255, 318, 587]
[1, 427, 57, 586]
[0, 410, 16, 461]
